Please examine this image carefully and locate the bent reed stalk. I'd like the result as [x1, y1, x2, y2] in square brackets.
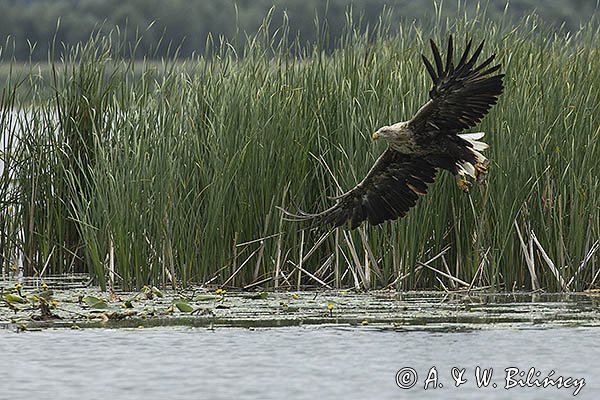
[1, 9, 599, 291]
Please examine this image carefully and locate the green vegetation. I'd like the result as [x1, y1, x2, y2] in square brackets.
[0, 0, 598, 61]
[1, 8, 599, 292]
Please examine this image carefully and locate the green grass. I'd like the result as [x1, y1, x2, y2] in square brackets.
[1, 9, 599, 291]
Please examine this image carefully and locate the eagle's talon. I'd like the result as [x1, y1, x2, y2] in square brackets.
[457, 178, 471, 192]
[475, 160, 489, 183]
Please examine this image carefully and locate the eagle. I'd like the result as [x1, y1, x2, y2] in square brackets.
[284, 35, 505, 229]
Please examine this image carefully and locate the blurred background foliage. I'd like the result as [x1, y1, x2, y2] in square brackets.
[0, 0, 599, 61]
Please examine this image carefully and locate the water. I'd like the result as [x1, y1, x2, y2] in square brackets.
[0, 325, 597, 399]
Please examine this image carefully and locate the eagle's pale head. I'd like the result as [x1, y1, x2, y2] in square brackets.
[372, 121, 411, 141]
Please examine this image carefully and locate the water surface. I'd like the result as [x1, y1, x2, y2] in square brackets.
[1, 324, 597, 399]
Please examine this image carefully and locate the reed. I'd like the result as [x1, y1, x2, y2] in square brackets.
[1, 9, 599, 291]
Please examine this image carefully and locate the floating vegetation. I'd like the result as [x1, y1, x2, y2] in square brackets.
[2, 278, 600, 331]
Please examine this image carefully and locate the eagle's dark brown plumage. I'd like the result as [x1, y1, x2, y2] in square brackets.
[284, 35, 505, 229]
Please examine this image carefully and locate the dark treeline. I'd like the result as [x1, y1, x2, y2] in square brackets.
[1, 0, 598, 60]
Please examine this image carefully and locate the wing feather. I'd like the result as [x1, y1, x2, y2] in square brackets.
[422, 55, 438, 82]
[445, 35, 454, 72]
[409, 35, 504, 133]
[281, 149, 437, 229]
[430, 39, 444, 78]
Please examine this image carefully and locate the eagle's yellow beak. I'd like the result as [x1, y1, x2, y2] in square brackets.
[372, 132, 380, 140]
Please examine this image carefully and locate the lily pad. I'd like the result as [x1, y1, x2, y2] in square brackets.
[83, 295, 108, 309]
[174, 301, 194, 313]
[249, 292, 268, 300]
[4, 294, 28, 304]
[151, 287, 164, 298]
[194, 295, 220, 301]
[35, 290, 54, 300]
[90, 301, 109, 309]
[83, 295, 103, 305]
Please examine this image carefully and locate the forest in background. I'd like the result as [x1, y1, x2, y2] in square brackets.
[1, 0, 599, 61]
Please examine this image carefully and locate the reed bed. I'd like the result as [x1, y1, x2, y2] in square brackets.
[1, 10, 599, 291]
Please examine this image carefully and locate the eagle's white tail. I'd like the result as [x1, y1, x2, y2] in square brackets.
[456, 132, 489, 183]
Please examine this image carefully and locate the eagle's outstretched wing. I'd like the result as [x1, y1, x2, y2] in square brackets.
[282, 149, 437, 229]
[409, 35, 504, 133]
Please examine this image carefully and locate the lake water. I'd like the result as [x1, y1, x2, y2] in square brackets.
[0, 324, 597, 399]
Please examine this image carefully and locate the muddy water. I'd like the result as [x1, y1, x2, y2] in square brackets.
[1, 290, 599, 399]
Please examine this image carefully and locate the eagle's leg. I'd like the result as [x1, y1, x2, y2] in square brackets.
[475, 159, 490, 184]
[456, 175, 471, 192]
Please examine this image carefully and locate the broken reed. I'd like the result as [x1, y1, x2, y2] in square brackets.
[1, 10, 599, 291]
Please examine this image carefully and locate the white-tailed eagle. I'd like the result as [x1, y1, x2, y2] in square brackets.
[284, 35, 505, 229]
